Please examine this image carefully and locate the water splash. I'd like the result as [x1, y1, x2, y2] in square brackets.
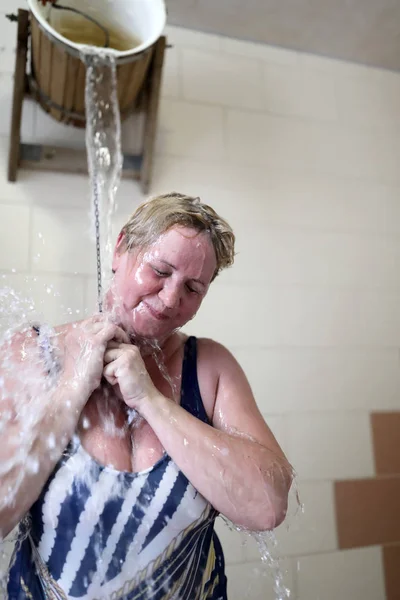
[82, 48, 123, 311]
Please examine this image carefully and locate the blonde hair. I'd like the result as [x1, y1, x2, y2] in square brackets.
[120, 192, 235, 280]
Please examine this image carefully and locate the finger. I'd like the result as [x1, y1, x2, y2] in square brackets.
[103, 348, 123, 364]
[103, 362, 119, 383]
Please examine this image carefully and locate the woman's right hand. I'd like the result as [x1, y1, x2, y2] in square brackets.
[59, 316, 130, 400]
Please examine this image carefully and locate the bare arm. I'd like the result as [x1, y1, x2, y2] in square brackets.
[0, 318, 127, 537]
[105, 339, 293, 531]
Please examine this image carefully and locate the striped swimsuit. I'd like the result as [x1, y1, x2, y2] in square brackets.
[7, 337, 227, 599]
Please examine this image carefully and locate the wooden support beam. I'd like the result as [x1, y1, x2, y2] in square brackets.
[8, 9, 29, 182]
[140, 36, 166, 194]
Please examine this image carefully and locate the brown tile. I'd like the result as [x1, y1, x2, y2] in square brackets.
[371, 412, 400, 475]
[335, 477, 400, 549]
[383, 545, 400, 600]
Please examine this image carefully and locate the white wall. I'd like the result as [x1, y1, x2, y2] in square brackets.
[1, 2, 400, 598]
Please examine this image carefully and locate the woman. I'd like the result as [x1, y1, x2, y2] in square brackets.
[2, 193, 292, 599]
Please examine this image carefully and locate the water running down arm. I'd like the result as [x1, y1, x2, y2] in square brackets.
[104, 339, 292, 531]
[0, 318, 128, 538]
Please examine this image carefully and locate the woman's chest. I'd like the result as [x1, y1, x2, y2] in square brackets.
[78, 354, 183, 473]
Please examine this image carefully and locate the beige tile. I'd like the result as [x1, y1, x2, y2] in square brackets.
[286, 412, 375, 480]
[220, 37, 298, 66]
[31, 206, 97, 275]
[232, 347, 400, 413]
[226, 557, 294, 600]
[157, 98, 225, 161]
[297, 546, 386, 600]
[0, 203, 30, 270]
[263, 64, 337, 121]
[182, 48, 264, 110]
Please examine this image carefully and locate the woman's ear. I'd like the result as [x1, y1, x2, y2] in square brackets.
[112, 231, 125, 271]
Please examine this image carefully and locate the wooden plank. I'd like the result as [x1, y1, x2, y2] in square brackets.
[74, 60, 86, 116]
[49, 41, 69, 122]
[19, 144, 141, 180]
[38, 26, 53, 100]
[64, 56, 80, 116]
[7, 9, 29, 182]
[140, 36, 166, 194]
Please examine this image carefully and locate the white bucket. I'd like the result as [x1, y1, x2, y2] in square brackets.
[27, 0, 167, 59]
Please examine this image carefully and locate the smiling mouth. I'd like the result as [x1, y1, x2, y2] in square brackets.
[143, 303, 169, 321]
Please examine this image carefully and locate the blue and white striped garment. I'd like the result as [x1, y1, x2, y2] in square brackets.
[8, 337, 227, 599]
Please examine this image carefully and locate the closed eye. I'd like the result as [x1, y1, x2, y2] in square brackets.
[153, 267, 169, 277]
[186, 284, 200, 294]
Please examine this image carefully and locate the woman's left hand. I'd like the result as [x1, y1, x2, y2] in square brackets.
[103, 342, 158, 412]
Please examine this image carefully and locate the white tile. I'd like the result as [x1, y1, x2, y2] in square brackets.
[34, 107, 86, 149]
[233, 347, 400, 413]
[0, 272, 85, 326]
[163, 25, 221, 52]
[0, 165, 91, 209]
[227, 227, 400, 290]
[214, 517, 246, 565]
[285, 412, 374, 480]
[83, 276, 99, 316]
[297, 546, 386, 600]
[0, 203, 30, 270]
[263, 64, 337, 121]
[266, 174, 400, 235]
[275, 481, 337, 557]
[151, 155, 269, 202]
[242, 480, 336, 560]
[120, 111, 144, 155]
[260, 415, 287, 451]
[157, 98, 225, 161]
[226, 557, 294, 600]
[161, 45, 181, 98]
[0, 1, 28, 12]
[334, 71, 400, 128]
[298, 50, 379, 78]
[0, 538, 14, 591]
[226, 109, 400, 183]
[31, 206, 97, 275]
[0, 14, 18, 73]
[187, 284, 400, 348]
[220, 37, 298, 66]
[181, 48, 264, 110]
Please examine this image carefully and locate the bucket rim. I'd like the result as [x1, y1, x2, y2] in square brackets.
[27, 0, 167, 58]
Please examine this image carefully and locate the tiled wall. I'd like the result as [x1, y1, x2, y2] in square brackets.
[1, 2, 400, 598]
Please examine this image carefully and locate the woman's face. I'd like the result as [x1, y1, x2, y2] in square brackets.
[106, 225, 217, 340]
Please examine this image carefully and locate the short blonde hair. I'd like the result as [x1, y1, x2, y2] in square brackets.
[120, 192, 235, 280]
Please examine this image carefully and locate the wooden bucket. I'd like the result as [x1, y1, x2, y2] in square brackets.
[27, 0, 166, 128]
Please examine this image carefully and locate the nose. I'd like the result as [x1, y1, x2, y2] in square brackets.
[159, 281, 181, 310]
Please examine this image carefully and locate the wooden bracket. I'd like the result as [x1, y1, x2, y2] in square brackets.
[7, 9, 166, 194]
